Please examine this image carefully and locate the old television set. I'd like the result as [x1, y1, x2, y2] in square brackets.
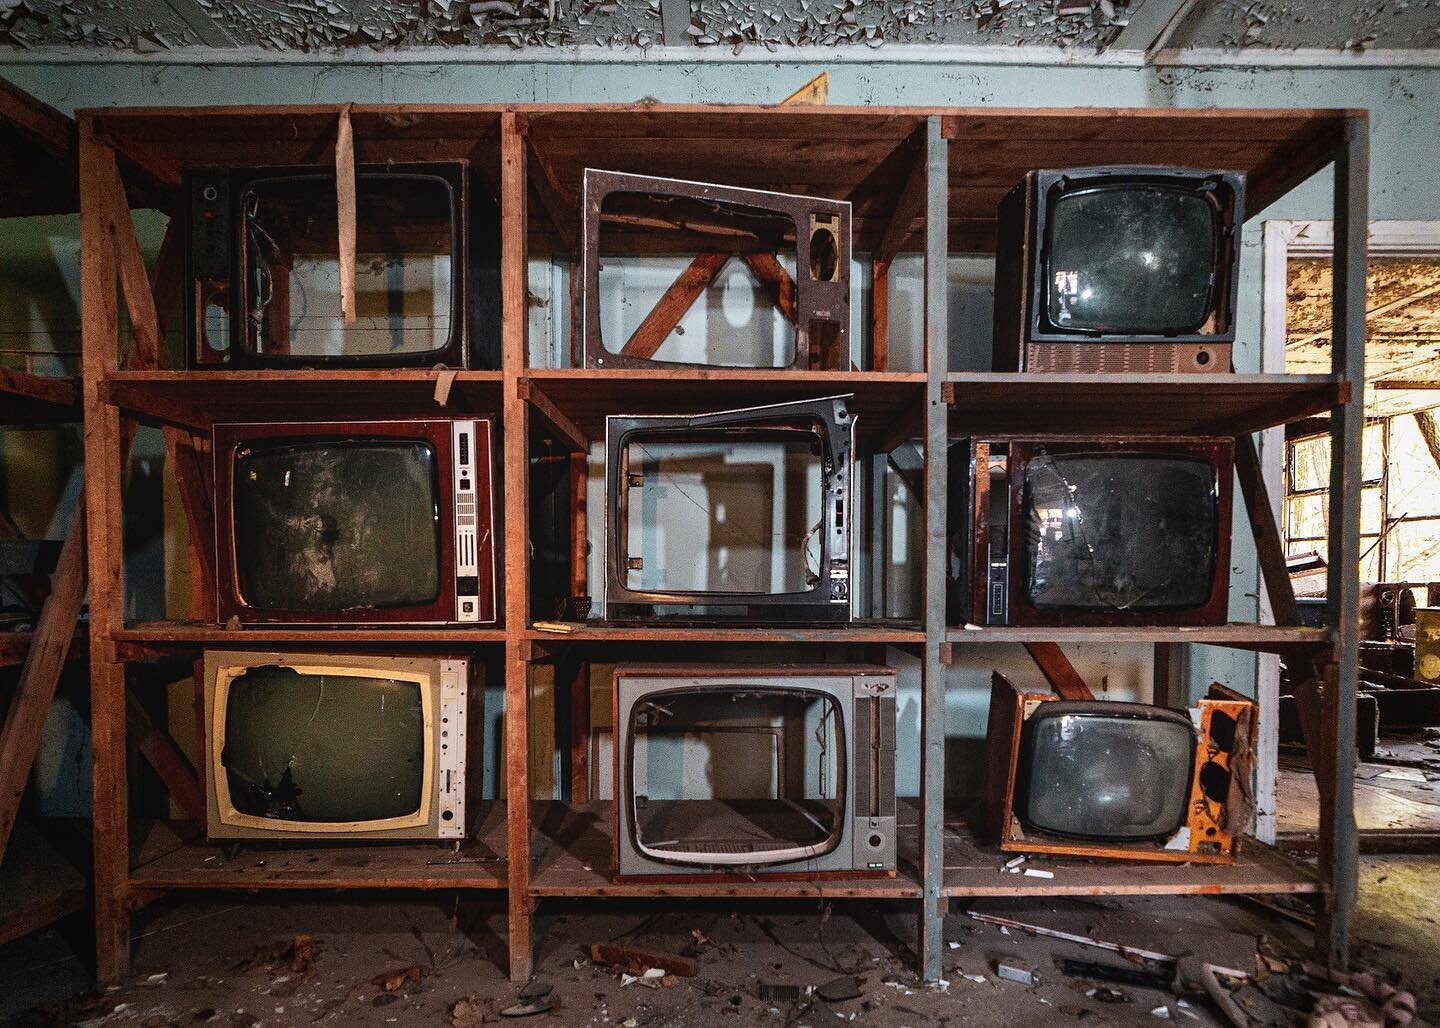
[993, 166, 1244, 374]
[203, 650, 472, 841]
[582, 169, 851, 371]
[185, 161, 500, 368]
[613, 665, 896, 880]
[213, 418, 497, 625]
[949, 436, 1234, 628]
[604, 395, 856, 623]
[984, 671, 1255, 864]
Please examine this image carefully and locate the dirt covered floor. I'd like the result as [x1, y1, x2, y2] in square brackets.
[1, 862, 1434, 1028]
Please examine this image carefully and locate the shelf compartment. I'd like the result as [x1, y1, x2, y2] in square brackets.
[114, 621, 506, 659]
[942, 817, 1319, 898]
[101, 370, 504, 431]
[945, 624, 1329, 655]
[0, 369, 80, 424]
[127, 805, 508, 891]
[0, 822, 87, 946]
[528, 801, 922, 898]
[522, 369, 925, 448]
[945, 373, 1345, 437]
[527, 623, 922, 645]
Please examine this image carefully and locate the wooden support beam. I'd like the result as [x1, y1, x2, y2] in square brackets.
[871, 257, 889, 372]
[500, 111, 535, 984]
[527, 133, 579, 256]
[1234, 433, 1301, 627]
[1023, 641, 1096, 702]
[100, 153, 161, 369]
[79, 123, 131, 983]
[739, 252, 797, 324]
[0, 506, 85, 863]
[875, 145, 927, 270]
[620, 252, 729, 359]
[125, 688, 205, 823]
[519, 379, 590, 453]
[336, 104, 357, 326]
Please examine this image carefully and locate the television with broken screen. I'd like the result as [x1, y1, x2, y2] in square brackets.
[992, 166, 1244, 374]
[212, 418, 496, 625]
[613, 664, 896, 879]
[203, 650, 472, 841]
[581, 169, 851, 371]
[185, 161, 500, 368]
[949, 435, 1233, 627]
[983, 671, 1254, 864]
[603, 395, 856, 623]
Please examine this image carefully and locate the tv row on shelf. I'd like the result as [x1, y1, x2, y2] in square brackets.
[173, 159, 1254, 879]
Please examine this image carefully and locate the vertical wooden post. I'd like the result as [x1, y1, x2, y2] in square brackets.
[1318, 113, 1368, 970]
[568, 450, 590, 802]
[918, 114, 948, 981]
[871, 257, 889, 372]
[500, 111, 534, 983]
[78, 119, 131, 982]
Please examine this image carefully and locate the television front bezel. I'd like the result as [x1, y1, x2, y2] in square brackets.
[212, 417, 498, 626]
[965, 435, 1234, 628]
[203, 649, 469, 841]
[580, 169, 853, 372]
[184, 159, 501, 370]
[1025, 165, 1245, 346]
[601, 395, 856, 624]
[611, 663, 897, 881]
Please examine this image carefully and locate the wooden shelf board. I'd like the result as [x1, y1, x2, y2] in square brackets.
[0, 821, 87, 946]
[945, 624, 1329, 654]
[528, 801, 922, 898]
[527, 622, 923, 645]
[0, 628, 88, 668]
[523, 369, 924, 445]
[101, 371, 504, 431]
[942, 818, 1320, 898]
[114, 621, 506, 658]
[945, 373, 1345, 436]
[127, 804, 508, 891]
[0, 369, 81, 424]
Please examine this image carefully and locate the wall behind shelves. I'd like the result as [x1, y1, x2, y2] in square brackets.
[2, 59, 1434, 800]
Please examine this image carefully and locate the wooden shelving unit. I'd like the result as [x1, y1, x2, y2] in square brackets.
[76, 102, 1367, 987]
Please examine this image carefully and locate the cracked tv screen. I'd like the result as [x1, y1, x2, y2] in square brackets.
[222, 665, 425, 823]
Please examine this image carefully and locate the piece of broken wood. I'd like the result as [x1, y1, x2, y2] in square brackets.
[590, 942, 696, 978]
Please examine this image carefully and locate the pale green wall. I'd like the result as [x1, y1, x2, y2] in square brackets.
[3, 58, 1435, 799]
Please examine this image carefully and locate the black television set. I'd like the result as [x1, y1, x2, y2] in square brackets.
[949, 435, 1234, 628]
[993, 166, 1244, 374]
[603, 395, 855, 623]
[185, 161, 500, 369]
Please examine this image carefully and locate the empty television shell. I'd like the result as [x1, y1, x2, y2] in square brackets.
[581, 169, 851, 371]
[612, 664, 897, 880]
[992, 166, 1244, 375]
[602, 394, 856, 624]
[184, 160, 501, 370]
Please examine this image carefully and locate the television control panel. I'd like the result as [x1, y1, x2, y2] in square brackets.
[436, 659, 468, 839]
[452, 420, 483, 623]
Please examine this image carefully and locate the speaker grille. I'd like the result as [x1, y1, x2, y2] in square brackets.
[1026, 343, 1231, 374]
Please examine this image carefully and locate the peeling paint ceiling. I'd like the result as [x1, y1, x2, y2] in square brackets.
[0, 0, 1436, 54]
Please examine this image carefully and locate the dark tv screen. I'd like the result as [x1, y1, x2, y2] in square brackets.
[1045, 185, 1219, 335]
[1023, 453, 1218, 612]
[222, 665, 424, 823]
[233, 439, 441, 612]
[1017, 703, 1194, 840]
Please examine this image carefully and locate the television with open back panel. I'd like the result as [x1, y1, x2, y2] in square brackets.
[993, 166, 1244, 374]
[185, 161, 500, 369]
